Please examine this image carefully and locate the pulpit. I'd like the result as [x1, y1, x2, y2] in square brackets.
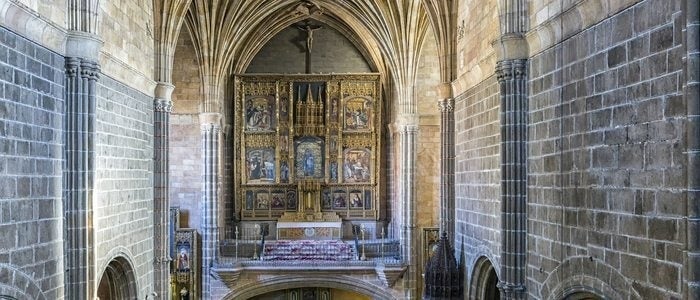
[277, 180, 342, 239]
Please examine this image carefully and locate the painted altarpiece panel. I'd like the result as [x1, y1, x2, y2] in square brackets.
[246, 148, 275, 183]
[342, 148, 371, 183]
[245, 96, 276, 132]
[294, 137, 324, 179]
[343, 97, 372, 131]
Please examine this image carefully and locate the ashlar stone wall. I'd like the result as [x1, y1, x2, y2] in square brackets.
[454, 75, 502, 281]
[527, 0, 686, 298]
[0, 26, 65, 300]
[94, 75, 155, 297]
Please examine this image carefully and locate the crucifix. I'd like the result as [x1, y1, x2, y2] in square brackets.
[297, 22, 322, 73]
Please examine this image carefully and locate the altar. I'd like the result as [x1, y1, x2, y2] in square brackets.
[276, 221, 342, 240]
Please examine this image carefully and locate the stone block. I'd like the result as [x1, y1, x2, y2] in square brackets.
[650, 25, 674, 52]
[648, 259, 679, 291]
[607, 45, 627, 68]
[620, 253, 647, 281]
[648, 218, 678, 241]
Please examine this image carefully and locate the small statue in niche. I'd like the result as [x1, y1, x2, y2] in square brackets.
[330, 162, 337, 181]
[303, 149, 315, 176]
[280, 162, 289, 182]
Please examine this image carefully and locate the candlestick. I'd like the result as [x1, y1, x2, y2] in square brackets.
[360, 225, 366, 261]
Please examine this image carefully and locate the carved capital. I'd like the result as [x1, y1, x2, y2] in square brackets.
[79, 60, 101, 80]
[495, 59, 527, 82]
[154, 99, 173, 113]
[437, 98, 454, 113]
[65, 57, 80, 77]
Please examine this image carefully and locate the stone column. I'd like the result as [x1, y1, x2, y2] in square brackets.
[438, 98, 455, 243]
[200, 112, 221, 299]
[63, 49, 100, 300]
[496, 59, 528, 299]
[397, 122, 419, 299]
[153, 83, 174, 299]
[686, 0, 700, 297]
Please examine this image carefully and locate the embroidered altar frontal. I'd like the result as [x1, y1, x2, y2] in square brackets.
[234, 74, 382, 222]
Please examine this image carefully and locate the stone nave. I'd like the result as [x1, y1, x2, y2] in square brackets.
[0, 0, 698, 299]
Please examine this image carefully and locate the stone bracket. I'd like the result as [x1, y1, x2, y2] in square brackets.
[375, 263, 407, 287]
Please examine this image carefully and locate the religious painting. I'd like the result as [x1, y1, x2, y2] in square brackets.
[329, 162, 338, 182]
[322, 189, 332, 209]
[245, 190, 254, 210]
[174, 229, 197, 287]
[176, 244, 191, 271]
[280, 161, 290, 183]
[349, 190, 363, 208]
[286, 190, 297, 210]
[333, 190, 347, 209]
[295, 137, 324, 179]
[271, 191, 285, 209]
[256, 192, 270, 209]
[246, 148, 275, 183]
[245, 96, 275, 132]
[343, 148, 371, 183]
[343, 97, 372, 131]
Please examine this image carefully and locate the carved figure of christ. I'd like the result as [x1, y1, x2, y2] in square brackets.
[297, 23, 322, 73]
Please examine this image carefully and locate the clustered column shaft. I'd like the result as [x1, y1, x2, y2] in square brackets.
[398, 124, 419, 299]
[64, 57, 99, 300]
[153, 83, 174, 299]
[201, 113, 221, 299]
[496, 59, 528, 299]
[438, 98, 455, 243]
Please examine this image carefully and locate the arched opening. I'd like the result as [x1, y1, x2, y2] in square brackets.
[470, 257, 500, 300]
[96, 256, 138, 300]
[250, 287, 370, 300]
[562, 291, 604, 300]
[223, 275, 394, 300]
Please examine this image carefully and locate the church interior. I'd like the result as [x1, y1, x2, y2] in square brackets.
[0, 0, 698, 299]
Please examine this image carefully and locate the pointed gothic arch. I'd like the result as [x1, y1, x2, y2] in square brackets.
[96, 256, 138, 300]
[469, 256, 501, 300]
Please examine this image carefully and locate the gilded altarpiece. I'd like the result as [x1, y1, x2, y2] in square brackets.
[234, 74, 381, 221]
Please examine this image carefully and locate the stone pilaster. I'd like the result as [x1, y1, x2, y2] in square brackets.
[397, 123, 419, 299]
[63, 56, 100, 300]
[686, 0, 700, 297]
[200, 112, 221, 299]
[495, 59, 527, 300]
[438, 98, 455, 243]
[154, 83, 174, 299]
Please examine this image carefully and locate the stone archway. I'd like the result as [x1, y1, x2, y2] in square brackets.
[469, 256, 500, 300]
[222, 275, 395, 300]
[96, 256, 138, 300]
[562, 291, 603, 300]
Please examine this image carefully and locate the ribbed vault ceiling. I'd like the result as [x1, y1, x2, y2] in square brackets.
[154, 0, 454, 114]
